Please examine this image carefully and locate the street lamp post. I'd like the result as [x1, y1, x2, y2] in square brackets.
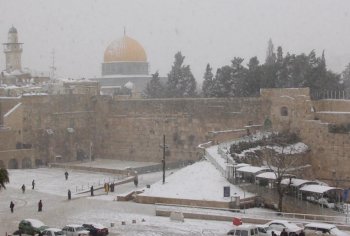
[159, 134, 170, 184]
[162, 135, 166, 184]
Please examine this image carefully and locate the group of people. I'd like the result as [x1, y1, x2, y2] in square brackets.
[272, 229, 305, 236]
[20, 180, 35, 194]
[10, 199, 43, 213]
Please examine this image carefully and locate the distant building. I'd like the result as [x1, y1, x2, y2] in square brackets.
[1, 26, 50, 94]
[3, 26, 23, 72]
[92, 33, 156, 97]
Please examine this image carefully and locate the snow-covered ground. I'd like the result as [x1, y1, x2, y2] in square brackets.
[0, 163, 237, 235]
[140, 160, 253, 201]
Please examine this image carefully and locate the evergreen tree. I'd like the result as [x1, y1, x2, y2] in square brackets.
[265, 38, 276, 65]
[144, 71, 164, 98]
[212, 66, 232, 97]
[211, 58, 247, 97]
[246, 56, 261, 96]
[202, 64, 214, 97]
[166, 52, 197, 97]
[275, 46, 285, 87]
[0, 168, 9, 190]
[231, 57, 248, 96]
[342, 63, 350, 90]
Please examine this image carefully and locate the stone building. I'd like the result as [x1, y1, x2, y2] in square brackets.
[92, 33, 155, 97]
[3, 26, 23, 72]
[1, 26, 50, 88]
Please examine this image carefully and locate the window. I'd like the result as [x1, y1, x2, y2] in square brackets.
[280, 106, 288, 116]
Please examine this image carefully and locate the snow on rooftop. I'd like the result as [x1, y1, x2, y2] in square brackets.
[25, 219, 46, 227]
[280, 95, 295, 100]
[281, 178, 318, 187]
[4, 102, 21, 117]
[317, 111, 350, 114]
[236, 166, 271, 174]
[256, 172, 277, 180]
[299, 184, 342, 194]
[140, 160, 254, 201]
[234, 163, 250, 168]
[305, 222, 337, 229]
[22, 92, 48, 96]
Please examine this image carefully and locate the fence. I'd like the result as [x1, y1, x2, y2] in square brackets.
[74, 175, 125, 192]
[155, 203, 350, 226]
[311, 90, 350, 100]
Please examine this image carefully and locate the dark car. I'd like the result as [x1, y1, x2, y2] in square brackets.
[82, 223, 108, 236]
[18, 219, 49, 235]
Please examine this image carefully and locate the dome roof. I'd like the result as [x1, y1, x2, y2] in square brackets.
[104, 36, 147, 62]
[9, 26, 17, 34]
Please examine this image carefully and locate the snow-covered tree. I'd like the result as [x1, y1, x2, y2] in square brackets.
[166, 52, 197, 98]
[144, 71, 164, 98]
[202, 64, 214, 97]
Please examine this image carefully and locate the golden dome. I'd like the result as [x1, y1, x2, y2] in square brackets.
[104, 36, 147, 62]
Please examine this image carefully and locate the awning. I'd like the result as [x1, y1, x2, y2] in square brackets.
[299, 184, 343, 194]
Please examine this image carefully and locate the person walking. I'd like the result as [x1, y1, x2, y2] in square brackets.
[38, 200, 43, 212]
[68, 189, 71, 200]
[90, 185, 94, 196]
[32, 180, 35, 190]
[10, 201, 15, 213]
[64, 171, 69, 180]
[280, 229, 288, 236]
[21, 184, 25, 193]
[133, 176, 138, 187]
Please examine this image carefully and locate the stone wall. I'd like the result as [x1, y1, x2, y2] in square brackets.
[95, 97, 265, 162]
[1, 87, 350, 186]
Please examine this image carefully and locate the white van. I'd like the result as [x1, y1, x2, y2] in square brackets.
[227, 225, 260, 236]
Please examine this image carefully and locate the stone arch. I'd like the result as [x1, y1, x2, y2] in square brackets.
[280, 106, 289, 116]
[0, 160, 5, 168]
[22, 158, 32, 169]
[8, 159, 19, 169]
[35, 159, 44, 167]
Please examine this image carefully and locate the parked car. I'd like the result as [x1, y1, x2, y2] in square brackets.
[317, 198, 335, 209]
[304, 223, 350, 236]
[62, 224, 90, 236]
[257, 225, 281, 236]
[264, 220, 302, 236]
[42, 228, 67, 236]
[227, 224, 260, 236]
[18, 219, 49, 235]
[82, 223, 108, 236]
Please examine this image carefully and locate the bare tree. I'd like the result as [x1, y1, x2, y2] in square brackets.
[262, 143, 310, 212]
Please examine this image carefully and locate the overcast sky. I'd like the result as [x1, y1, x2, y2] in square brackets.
[1, 0, 350, 81]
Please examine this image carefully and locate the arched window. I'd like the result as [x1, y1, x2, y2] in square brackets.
[280, 106, 288, 116]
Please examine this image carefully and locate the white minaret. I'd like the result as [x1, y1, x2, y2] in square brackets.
[3, 26, 23, 72]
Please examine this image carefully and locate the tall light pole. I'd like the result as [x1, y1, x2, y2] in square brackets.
[162, 135, 166, 184]
[160, 134, 168, 184]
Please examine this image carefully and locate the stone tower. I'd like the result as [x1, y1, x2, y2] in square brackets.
[3, 26, 23, 72]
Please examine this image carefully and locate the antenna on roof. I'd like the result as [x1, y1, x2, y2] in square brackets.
[50, 49, 56, 79]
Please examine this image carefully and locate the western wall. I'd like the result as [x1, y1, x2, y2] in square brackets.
[1, 88, 350, 187]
